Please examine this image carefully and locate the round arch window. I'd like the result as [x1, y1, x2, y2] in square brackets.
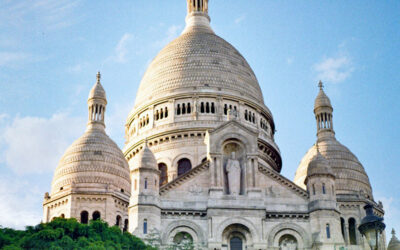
[173, 232, 193, 245]
[158, 163, 168, 185]
[279, 234, 298, 250]
[177, 158, 192, 176]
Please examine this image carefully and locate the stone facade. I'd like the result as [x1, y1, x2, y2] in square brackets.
[44, 1, 386, 249]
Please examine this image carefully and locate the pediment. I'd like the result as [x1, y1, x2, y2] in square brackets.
[258, 163, 309, 200]
[160, 161, 210, 196]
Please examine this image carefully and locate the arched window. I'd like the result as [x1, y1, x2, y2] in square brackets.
[177, 104, 181, 115]
[155, 110, 159, 120]
[252, 113, 255, 123]
[158, 163, 168, 186]
[312, 184, 316, 195]
[177, 158, 192, 176]
[60, 214, 65, 218]
[230, 237, 242, 250]
[92, 211, 101, 221]
[326, 224, 331, 239]
[123, 219, 128, 232]
[224, 104, 228, 115]
[143, 219, 148, 234]
[349, 218, 357, 245]
[165, 107, 168, 117]
[206, 102, 210, 113]
[279, 234, 298, 250]
[160, 108, 164, 119]
[201, 157, 207, 163]
[187, 103, 191, 114]
[211, 102, 215, 113]
[116, 215, 121, 226]
[173, 232, 193, 245]
[322, 183, 326, 194]
[200, 102, 205, 113]
[80, 211, 88, 224]
[340, 217, 346, 240]
[182, 103, 186, 114]
[144, 178, 148, 189]
[245, 110, 248, 120]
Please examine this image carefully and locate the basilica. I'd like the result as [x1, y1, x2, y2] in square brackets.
[42, 1, 386, 249]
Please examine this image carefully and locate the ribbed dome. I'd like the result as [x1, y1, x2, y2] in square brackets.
[132, 24, 264, 111]
[89, 72, 106, 101]
[133, 144, 157, 170]
[51, 128, 130, 195]
[314, 89, 331, 110]
[388, 229, 400, 250]
[294, 138, 372, 198]
[306, 149, 334, 182]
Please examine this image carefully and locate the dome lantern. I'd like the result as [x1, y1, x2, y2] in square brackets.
[314, 81, 335, 140]
[87, 72, 107, 130]
[183, 0, 213, 34]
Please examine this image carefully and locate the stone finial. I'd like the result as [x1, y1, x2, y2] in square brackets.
[318, 80, 324, 90]
[96, 71, 101, 84]
[393, 229, 396, 236]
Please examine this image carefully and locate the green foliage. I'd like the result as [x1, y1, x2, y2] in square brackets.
[0, 218, 154, 250]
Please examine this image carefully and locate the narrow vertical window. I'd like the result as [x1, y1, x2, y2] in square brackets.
[322, 183, 326, 194]
[201, 102, 205, 113]
[160, 109, 164, 119]
[182, 103, 186, 114]
[211, 102, 215, 113]
[245, 110, 248, 120]
[187, 103, 191, 113]
[165, 107, 168, 117]
[312, 184, 316, 195]
[224, 104, 227, 115]
[144, 178, 148, 189]
[326, 224, 331, 239]
[143, 219, 147, 234]
[177, 104, 181, 115]
[206, 102, 210, 113]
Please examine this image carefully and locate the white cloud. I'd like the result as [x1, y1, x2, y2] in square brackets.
[0, 175, 43, 229]
[235, 14, 246, 24]
[0, 52, 30, 67]
[152, 25, 182, 49]
[0, 0, 81, 30]
[313, 55, 354, 83]
[114, 33, 134, 63]
[67, 62, 90, 73]
[0, 113, 84, 174]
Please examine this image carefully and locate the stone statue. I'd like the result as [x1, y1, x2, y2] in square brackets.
[226, 152, 241, 195]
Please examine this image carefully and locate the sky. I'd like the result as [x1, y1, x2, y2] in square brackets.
[0, 0, 399, 239]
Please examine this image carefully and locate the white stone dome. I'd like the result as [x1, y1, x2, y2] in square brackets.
[51, 128, 131, 195]
[305, 149, 334, 183]
[131, 19, 265, 113]
[294, 138, 372, 198]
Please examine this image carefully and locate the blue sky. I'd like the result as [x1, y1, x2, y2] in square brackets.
[0, 0, 399, 238]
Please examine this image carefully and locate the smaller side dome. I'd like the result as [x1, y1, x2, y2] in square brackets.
[134, 143, 157, 170]
[88, 72, 106, 101]
[388, 229, 400, 250]
[314, 81, 332, 111]
[305, 146, 334, 185]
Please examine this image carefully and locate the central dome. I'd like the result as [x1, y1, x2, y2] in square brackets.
[132, 18, 264, 111]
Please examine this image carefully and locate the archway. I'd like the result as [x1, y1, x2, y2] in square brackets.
[80, 211, 88, 224]
[279, 234, 298, 250]
[222, 223, 253, 250]
[92, 211, 101, 221]
[158, 163, 168, 185]
[177, 158, 192, 176]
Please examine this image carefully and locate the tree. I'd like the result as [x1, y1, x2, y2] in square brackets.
[0, 218, 154, 250]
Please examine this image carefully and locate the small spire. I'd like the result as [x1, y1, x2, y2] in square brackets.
[318, 80, 324, 90]
[393, 228, 396, 236]
[96, 71, 101, 84]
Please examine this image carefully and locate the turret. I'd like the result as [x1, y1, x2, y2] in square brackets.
[128, 141, 161, 237]
[388, 229, 400, 250]
[305, 145, 344, 248]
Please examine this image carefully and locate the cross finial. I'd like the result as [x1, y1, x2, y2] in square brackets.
[318, 80, 324, 90]
[96, 71, 101, 84]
